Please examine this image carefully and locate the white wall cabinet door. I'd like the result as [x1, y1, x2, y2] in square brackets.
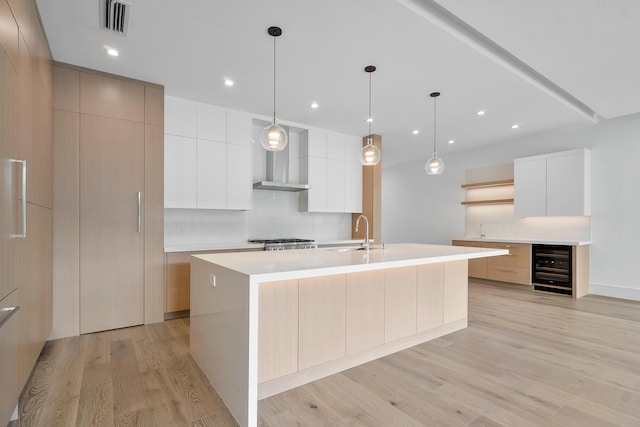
[227, 143, 252, 210]
[514, 156, 546, 217]
[196, 103, 226, 142]
[515, 149, 590, 217]
[326, 158, 345, 212]
[326, 132, 345, 160]
[227, 112, 252, 146]
[547, 151, 590, 216]
[196, 140, 226, 209]
[300, 156, 327, 212]
[165, 135, 197, 208]
[344, 136, 363, 213]
[165, 96, 196, 138]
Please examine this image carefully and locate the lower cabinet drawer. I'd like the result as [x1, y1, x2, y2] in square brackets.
[487, 265, 530, 285]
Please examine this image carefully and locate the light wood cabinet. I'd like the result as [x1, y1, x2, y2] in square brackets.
[345, 270, 385, 354]
[452, 240, 531, 286]
[515, 149, 591, 217]
[79, 114, 145, 334]
[258, 279, 298, 383]
[298, 274, 346, 370]
[352, 135, 381, 241]
[165, 252, 191, 313]
[451, 240, 488, 279]
[1, 0, 53, 423]
[417, 263, 444, 331]
[18, 203, 52, 386]
[384, 267, 417, 342]
[53, 64, 165, 336]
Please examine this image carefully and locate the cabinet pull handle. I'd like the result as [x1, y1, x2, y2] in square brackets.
[0, 306, 20, 329]
[137, 191, 142, 233]
[497, 269, 516, 273]
[10, 159, 26, 238]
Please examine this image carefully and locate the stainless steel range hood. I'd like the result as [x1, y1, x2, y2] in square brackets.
[253, 142, 310, 192]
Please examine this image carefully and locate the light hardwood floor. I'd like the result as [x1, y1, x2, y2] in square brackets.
[13, 281, 640, 426]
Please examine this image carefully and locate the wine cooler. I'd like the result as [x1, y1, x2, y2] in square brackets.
[532, 244, 573, 295]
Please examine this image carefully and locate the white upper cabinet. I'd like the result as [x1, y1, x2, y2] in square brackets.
[165, 135, 197, 208]
[514, 149, 591, 217]
[300, 130, 362, 213]
[196, 103, 226, 142]
[164, 96, 252, 210]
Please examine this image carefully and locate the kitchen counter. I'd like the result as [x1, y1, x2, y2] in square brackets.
[190, 243, 507, 426]
[453, 236, 592, 246]
[164, 239, 366, 253]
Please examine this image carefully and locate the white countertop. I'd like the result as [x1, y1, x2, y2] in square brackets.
[164, 239, 366, 253]
[453, 237, 592, 246]
[193, 243, 508, 281]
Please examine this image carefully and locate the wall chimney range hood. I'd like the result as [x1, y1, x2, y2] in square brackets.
[253, 143, 310, 192]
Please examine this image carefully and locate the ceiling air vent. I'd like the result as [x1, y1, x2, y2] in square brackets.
[100, 0, 130, 36]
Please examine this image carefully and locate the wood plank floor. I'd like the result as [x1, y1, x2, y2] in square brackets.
[13, 281, 640, 426]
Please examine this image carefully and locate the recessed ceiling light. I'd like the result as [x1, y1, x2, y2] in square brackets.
[448, 139, 455, 144]
[367, 117, 373, 123]
[106, 47, 119, 57]
[412, 130, 419, 135]
[476, 110, 486, 116]
[511, 124, 520, 129]
[224, 78, 234, 87]
[310, 102, 319, 109]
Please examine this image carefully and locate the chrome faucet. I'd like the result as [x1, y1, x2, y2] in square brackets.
[480, 223, 486, 238]
[355, 214, 370, 251]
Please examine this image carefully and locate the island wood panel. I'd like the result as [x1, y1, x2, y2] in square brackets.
[443, 260, 468, 324]
[298, 274, 346, 370]
[79, 115, 145, 334]
[345, 270, 385, 355]
[416, 263, 445, 332]
[384, 266, 417, 343]
[258, 280, 299, 383]
[451, 240, 487, 278]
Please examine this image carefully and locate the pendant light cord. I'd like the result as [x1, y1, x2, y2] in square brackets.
[273, 36, 277, 123]
[432, 95, 437, 155]
[368, 70, 372, 143]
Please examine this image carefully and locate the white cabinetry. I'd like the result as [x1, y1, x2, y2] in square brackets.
[515, 149, 591, 217]
[164, 96, 252, 210]
[299, 130, 362, 213]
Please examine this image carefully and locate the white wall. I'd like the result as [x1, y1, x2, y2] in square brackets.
[382, 113, 640, 300]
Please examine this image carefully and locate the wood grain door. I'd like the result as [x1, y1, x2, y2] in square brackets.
[80, 114, 144, 334]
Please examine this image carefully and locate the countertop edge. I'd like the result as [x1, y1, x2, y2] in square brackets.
[452, 237, 592, 246]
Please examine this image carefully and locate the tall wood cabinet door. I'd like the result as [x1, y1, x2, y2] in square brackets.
[18, 202, 52, 387]
[0, 44, 19, 301]
[0, 289, 20, 425]
[80, 115, 144, 334]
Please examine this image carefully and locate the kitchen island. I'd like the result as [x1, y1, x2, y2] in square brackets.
[190, 243, 507, 426]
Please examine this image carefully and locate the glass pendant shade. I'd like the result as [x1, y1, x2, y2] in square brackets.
[260, 122, 288, 151]
[425, 153, 444, 175]
[360, 139, 381, 166]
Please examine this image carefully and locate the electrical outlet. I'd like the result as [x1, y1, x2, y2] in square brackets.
[209, 274, 216, 287]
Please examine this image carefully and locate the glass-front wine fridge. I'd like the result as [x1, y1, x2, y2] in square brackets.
[532, 244, 573, 295]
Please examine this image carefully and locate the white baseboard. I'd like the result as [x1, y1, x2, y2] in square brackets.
[590, 282, 640, 301]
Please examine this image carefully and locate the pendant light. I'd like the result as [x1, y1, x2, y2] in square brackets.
[260, 26, 288, 151]
[360, 65, 381, 166]
[425, 91, 444, 175]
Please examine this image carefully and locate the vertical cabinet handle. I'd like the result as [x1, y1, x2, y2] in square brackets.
[0, 306, 20, 329]
[137, 191, 142, 233]
[10, 159, 27, 238]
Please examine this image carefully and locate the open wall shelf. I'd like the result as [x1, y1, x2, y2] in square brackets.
[461, 179, 514, 189]
[461, 179, 514, 206]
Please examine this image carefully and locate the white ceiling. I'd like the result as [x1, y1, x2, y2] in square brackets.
[37, 0, 640, 167]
